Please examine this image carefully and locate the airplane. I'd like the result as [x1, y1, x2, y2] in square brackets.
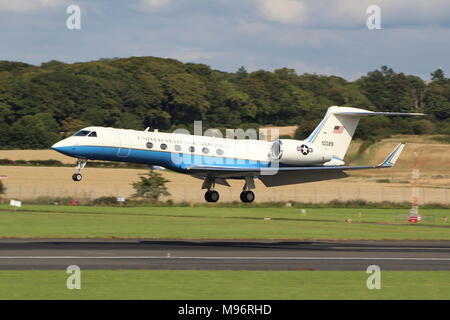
[51, 106, 423, 203]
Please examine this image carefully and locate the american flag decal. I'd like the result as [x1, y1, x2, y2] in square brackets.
[333, 125, 344, 134]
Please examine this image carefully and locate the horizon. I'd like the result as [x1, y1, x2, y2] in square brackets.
[0, 55, 441, 83]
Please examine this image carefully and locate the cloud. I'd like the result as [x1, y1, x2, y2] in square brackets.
[233, 20, 269, 35]
[0, 0, 68, 13]
[0, 0, 449, 82]
[139, 0, 172, 11]
[253, 0, 450, 28]
[255, 0, 306, 24]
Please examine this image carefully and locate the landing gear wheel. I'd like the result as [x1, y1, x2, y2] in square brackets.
[72, 173, 82, 182]
[205, 190, 219, 202]
[72, 159, 87, 182]
[240, 191, 255, 203]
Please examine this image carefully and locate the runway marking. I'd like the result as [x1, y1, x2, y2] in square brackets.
[1, 256, 450, 261]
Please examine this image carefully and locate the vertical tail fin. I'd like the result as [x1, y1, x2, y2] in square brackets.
[306, 106, 423, 162]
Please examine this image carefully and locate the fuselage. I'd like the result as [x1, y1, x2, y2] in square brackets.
[52, 127, 275, 173]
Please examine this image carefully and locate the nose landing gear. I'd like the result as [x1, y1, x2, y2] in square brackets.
[72, 159, 87, 182]
[72, 173, 83, 182]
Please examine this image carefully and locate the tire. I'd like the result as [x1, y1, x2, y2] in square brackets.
[72, 173, 82, 182]
[209, 190, 219, 202]
[240, 191, 255, 203]
[205, 190, 220, 202]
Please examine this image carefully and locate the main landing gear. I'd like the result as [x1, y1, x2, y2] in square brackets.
[202, 177, 220, 202]
[240, 176, 255, 203]
[72, 159, 87, 182]
[202, 176, 256, 203]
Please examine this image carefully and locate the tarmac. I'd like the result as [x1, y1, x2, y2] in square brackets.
[0, 239, 449, 270]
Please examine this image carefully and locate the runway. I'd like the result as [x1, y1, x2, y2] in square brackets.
[0, 239, 449, 270]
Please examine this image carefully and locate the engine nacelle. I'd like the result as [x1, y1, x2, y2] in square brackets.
[270, 139, 332, 166]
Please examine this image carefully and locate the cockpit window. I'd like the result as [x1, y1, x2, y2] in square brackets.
[88, 131, 97, 137]
[74, 130, 91, 137]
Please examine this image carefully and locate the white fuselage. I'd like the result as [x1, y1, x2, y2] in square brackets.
[52, 126, 278, 172]
[52, 126, 334, 172]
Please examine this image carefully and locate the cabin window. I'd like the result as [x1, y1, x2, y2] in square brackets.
[146, 142, 153, 149]
[202, 147, 209, 154]
[73, 130, 90, 137]
[160, 143, 168, 150]
[174, 145, 182, 152]
[216, 148, 224, 156]
[189, 146, 195, 152]
[88, 131, 97, 137]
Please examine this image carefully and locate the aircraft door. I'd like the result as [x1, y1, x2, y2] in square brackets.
[117, 133, 131, 157]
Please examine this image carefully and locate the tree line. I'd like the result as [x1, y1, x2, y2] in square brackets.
[0, 57, 449, 149]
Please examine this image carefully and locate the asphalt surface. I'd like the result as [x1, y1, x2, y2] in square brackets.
[0, 239, 449, 270]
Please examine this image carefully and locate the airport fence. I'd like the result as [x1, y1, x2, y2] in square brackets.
[2, 183, 450, 205]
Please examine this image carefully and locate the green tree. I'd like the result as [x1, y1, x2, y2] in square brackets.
[40, 60, 66, 70]
[144, 109, 172, 130]
[114, 112, 144, 130]
[9, 113, 60, 149]
[0, 103, 13, 148]
[424, 81, 450, 120]
[60, 117, 86, 136]
[294, 120, 318, 140]
[163, 73, 211, 123]
[358, 66, 422, 112]
[431, 68, 445, 82]
[222, 81, 257, 119]
[236, 66, 248, 81]
[132, 169, 170, 202]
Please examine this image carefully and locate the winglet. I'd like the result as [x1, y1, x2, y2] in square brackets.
[378, 143, 405, 167]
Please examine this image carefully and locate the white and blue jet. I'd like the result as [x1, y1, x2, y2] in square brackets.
[52, 106, 422, 203]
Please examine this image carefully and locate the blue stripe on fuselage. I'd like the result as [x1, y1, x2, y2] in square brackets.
[306, 114, 330, 143]
[52, 145, 270, 172]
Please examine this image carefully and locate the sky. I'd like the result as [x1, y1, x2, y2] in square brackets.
[1, 0, 450, 80]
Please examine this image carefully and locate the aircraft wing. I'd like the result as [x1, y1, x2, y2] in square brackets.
[186, 143, 405, 187]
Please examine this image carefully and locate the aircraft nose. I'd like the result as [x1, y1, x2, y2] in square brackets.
[51, 141, 63, 150]
[51, 138, 72, 152]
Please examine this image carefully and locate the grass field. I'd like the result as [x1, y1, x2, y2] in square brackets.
[0, 270, 449, 299]
[0, 205, 449, 240]
[0, 205, 449, 300]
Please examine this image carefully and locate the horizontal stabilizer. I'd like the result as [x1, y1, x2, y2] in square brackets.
[377, 143, 405, 167]
[333, 111, 424, 117]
